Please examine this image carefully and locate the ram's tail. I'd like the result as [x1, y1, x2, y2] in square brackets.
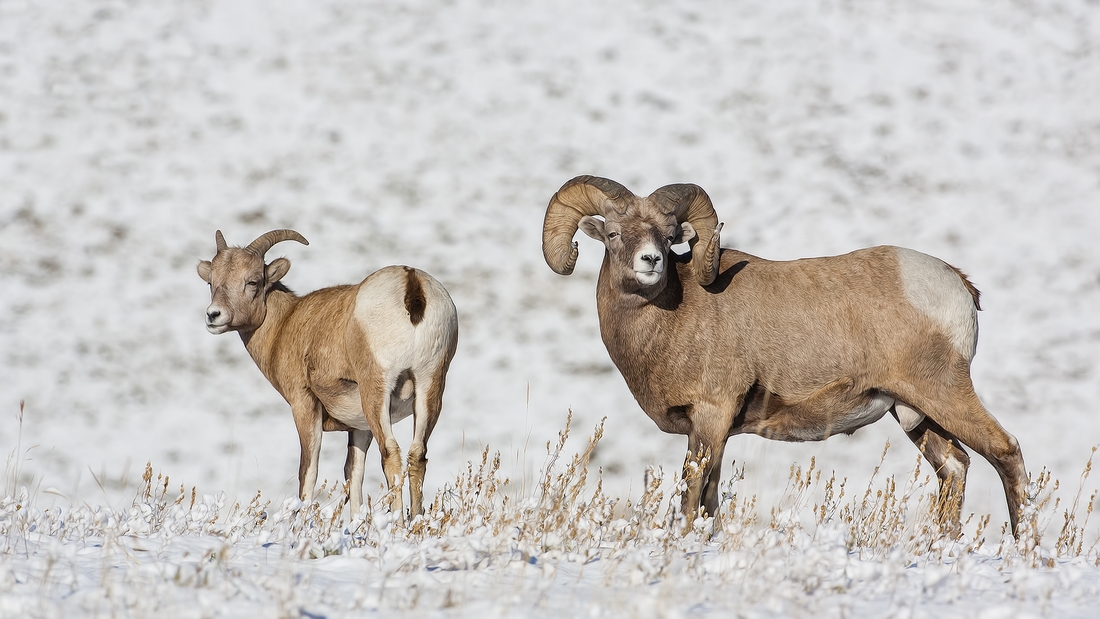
[947, 264, 982, 311]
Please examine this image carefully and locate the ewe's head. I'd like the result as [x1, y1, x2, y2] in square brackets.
[196, 229, 308, 334]
[542, 176, 723, 294]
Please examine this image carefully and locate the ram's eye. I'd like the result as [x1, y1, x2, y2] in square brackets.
[607, 231, 620, 240]
[246, 281, 259, 288]
[666, 235, 675, 243]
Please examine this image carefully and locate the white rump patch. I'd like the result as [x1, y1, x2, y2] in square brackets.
[895, 248, 978, 359]
[351, 265, 458, 410]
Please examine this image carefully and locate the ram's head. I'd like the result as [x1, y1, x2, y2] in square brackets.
[196, 229, 309, 334]
[542, 175, 723, 293]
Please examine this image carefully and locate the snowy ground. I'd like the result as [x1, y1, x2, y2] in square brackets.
[2, 0, 1100, 615]
[4, 423, 1100, 618]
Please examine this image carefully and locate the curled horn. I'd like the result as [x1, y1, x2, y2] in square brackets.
[215, 230, 229, 252]
[649, 184, 721, 286]
[542, 175, 635, 275]
[244, 229, 310, 257]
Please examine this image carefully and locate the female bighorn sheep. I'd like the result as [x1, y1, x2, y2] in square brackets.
[197, 230, 458, 519]
[543, 175, 1028, 535]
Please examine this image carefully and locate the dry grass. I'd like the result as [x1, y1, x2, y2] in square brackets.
[3, 413, 1099, 582]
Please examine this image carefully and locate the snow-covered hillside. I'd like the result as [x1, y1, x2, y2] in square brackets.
[2, 0, 1099, 615]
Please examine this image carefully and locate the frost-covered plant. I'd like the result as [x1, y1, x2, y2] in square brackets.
[3, 415, 1099, 616]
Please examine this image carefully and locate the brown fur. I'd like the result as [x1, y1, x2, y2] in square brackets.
[198, 232, 458, 519]
[596, 247, 1024, 533]
[544, 177, 1027, 535]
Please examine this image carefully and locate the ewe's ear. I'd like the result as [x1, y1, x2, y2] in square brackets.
[578, 216, 606, 242]
[197, 261, 212, 283]
[677, 222, 698, 245]
[266, 258, 291, 285]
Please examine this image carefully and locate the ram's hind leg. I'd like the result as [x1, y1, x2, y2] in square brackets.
[344, 429, 373, 517]
[897, 369, 1028, 535]
[896, 406, 970, 537]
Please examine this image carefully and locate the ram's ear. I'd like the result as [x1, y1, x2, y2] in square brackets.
[197, 260, 212, 283]
[578, 215, 606, 242]
[265, 258, 291, 285]
[676, 222, 698, 245]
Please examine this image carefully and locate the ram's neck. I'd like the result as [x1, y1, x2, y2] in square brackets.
[240, 284, 299, 386]
[594, 253, 696, 408]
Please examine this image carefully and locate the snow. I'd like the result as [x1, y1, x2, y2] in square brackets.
[3, 434, 1100, 617]
[2, 0, 1100, 615]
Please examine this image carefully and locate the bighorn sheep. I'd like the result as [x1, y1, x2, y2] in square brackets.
[197, 230, 458, 518]
[543, 175, 1028, 534]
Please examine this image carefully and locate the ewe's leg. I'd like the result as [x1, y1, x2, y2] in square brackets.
[344, 429, 373, 517]
[896, 369, 1028, 535]
[347, 327, 406, 517]
[291, 399, 324, 505]
[407, 369, 446, 518]
[359, 379, 405, 517]
[896, 406, 970, 537]
[379, 389, 405, 516]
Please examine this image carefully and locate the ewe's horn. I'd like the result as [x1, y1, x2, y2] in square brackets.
[244, 229, 310, 257]
[215, 230, 229, 252]
[542, 175, 634, 276]
[649, 184, 721, 286]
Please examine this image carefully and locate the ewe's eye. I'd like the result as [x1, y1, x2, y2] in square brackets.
[607, 231, 620, 240]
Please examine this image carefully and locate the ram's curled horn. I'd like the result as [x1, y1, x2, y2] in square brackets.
[649, 184, 721, 286]
[542, 175, 635, 276]
[244, 229, 310, 257]
[215, 230, 229, 253]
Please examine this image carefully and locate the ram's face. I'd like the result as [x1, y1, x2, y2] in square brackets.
[196, 250, 272, 334]
[579, 206, 688, 292]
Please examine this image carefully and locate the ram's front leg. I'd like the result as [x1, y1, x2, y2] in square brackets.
[291, 398, 325, 506]
[681, 401, 737, 525]
[680, 441, 708, 522]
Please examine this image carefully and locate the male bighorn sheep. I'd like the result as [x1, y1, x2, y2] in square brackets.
[543, 175, 1028, 534]
[197, 230, 458, 519]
